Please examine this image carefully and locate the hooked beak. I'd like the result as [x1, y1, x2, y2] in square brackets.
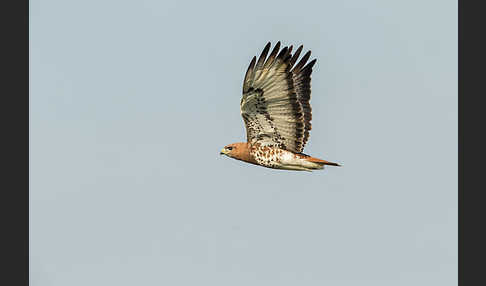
[220, 148, 228, 155]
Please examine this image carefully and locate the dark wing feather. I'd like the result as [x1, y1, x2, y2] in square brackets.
[291, 55, 316, 149]
[241, 42, 316, 153]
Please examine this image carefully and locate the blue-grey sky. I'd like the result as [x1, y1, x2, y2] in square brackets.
[30, 0, 457, 285]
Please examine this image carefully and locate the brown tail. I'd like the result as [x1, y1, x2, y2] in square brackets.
[298, 154, 341, 167]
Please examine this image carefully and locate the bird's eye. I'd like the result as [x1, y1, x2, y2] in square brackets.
[226, 146, 233, 150]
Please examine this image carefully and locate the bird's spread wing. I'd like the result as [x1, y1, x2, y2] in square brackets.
[240, 42, 316, 153]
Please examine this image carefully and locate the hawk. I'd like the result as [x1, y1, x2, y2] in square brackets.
[220, 42, 340, 171]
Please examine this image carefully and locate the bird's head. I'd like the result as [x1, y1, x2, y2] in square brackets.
[220, 143, 239, 158]
[220, 142, 255, 163]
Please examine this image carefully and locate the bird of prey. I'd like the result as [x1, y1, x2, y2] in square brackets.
[220, 42, 340, 171]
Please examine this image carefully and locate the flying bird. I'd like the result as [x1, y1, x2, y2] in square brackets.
[220, 42, 340, 171]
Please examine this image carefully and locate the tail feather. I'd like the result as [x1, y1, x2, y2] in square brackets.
[308, 157, 341, 167]
[297, 153, 341, 167]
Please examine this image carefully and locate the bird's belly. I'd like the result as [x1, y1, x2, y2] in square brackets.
[250, 146, 319, 171]
[275, 150, 319, 171]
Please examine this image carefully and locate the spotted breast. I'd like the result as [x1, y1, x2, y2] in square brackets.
[249, 143, 284, 169]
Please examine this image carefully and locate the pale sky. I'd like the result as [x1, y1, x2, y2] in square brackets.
[30, 0, 457, 285]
